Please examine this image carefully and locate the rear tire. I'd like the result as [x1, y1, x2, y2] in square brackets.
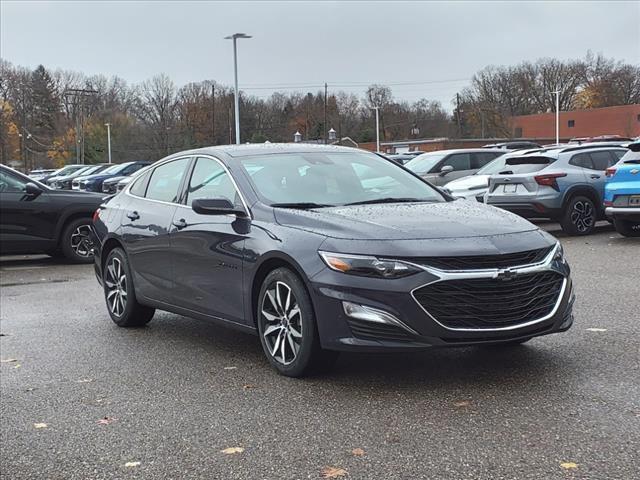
[60, 218, 95, 263]
[103, 248, 155, 327]
[560, 196, 596, 236]
[614, 218, 640, 237]
[257, 267, 338, 377]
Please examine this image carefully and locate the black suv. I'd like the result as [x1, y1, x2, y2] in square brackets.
[0, 165, 104, 263]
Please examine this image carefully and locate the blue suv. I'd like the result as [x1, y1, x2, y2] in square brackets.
[604, 142, 640, 237]
[73, 161, 151, 192]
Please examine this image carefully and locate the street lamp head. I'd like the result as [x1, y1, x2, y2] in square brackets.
[328, 128, 337, 141]
[225, 33, 252, 40]
[293, 131, 302, 143]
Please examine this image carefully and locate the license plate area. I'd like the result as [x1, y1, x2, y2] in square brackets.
[630, 195, 640, 206]
[503, 184, 518, 193]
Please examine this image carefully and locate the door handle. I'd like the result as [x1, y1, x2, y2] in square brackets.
[172, 218, 188, 230]
[590, 174, 600, 179]
[127, 211, 140, 220]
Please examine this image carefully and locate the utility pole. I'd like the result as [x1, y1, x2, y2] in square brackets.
[456, 93, 462, 138]
[324, 82, 328, 144]
[225, 33, 252, 144]
[372, 107, 380, 152]
[104, 123, 112, 164]
[63, 88, 97, 164]
[211, 82, 216, 145]
[553, 90, 560, 145]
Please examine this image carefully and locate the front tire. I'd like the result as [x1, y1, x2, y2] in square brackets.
[257, 268, 338, 377]
[103, 248, 155, 327]
[60, 218, 95, 263]
[614, 218, 640, 237]
[560, 196, 596, 236]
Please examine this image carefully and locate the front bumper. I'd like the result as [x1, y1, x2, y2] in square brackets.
[309, 247, 574, 352]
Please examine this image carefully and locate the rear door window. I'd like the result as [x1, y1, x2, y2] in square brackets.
[472, 152, 501, 168]
[589, 151, 616, 170]
[569, 153, 594, 169]
[145, 158, 190, 203]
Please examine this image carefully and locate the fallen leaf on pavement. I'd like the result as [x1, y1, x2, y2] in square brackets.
[223, 366, 237, 370]
[586, 328, 607, 332]
[124, 461, 141, 468]
[243, 384, 255, 390]
[14, 364, 21, 369]
[33, 423, 47, 429]
[454, 400, 471, 408]
[75, 378, 94, 383]
[1, 358, 18, 363]
[221, 447, 244, 455]
[321, 466, 348, 478]
[351, 448, 365, 457]
[560, 462, 578, 470]
[97, 416, 117, 425]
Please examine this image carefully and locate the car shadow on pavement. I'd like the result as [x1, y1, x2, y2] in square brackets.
[140, 313, 575, 393]
[0, 254, 73, 268]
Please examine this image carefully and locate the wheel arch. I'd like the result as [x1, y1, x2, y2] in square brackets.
[54, 210, 95, 248]
[249, 252, 311, 329]
[561, 185, 602, 214]
[100, 236, 126, 276]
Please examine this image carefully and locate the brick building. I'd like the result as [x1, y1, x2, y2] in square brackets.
[359, 104, 640, 153]
[509, 104, 640, 139]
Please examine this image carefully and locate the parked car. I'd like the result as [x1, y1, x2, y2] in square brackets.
[74, 161, 151, 192]
[485, 145, 627, 235]
[48, 164, 109, 190]
[387, 153, 415, 165]
[69, 164, 114, 190]
[28, 169, 57, 181]
[444, 149, 542, 201]
[103, 164, 154, 194]
[0, 164, 104, 263]
[483, 141, 541, 150]
[39, 164, 86, 185]
[604, 142, 640, 237]
[92, 144, 574, 377]
[405, 148, 504, 185]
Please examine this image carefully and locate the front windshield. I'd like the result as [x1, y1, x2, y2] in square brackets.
[102, 163, 131, 175]
[405, 153, 446, 174]
[239, 151, 445, 207]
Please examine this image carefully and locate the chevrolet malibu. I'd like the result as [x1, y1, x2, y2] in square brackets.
[92, 144, 574, 377]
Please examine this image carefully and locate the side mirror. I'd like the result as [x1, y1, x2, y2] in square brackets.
[439, 165, 454, 176]
[24, 182, 43, 198]
[192, 197, 247, 217]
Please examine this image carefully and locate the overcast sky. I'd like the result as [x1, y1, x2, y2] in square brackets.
[1, 1, 639, 111]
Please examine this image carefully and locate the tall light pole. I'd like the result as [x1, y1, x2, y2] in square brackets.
[553, 90, 560, 145]
[225, 33, 252, 145]
[371, 107, 380, 152]
[104, 123, 112, 164]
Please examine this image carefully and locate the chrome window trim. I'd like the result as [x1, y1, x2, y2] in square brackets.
[124, 154, 252, 218]
[409, 243, 567, 332]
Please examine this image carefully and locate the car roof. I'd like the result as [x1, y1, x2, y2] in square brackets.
[412, 148, 505, 156]
[173, 143, 364, 159]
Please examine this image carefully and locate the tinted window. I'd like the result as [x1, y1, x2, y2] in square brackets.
[612, 150, 627, 161]
[186, 157, 238, 204]
[473, 152, 500, 168]
[590, 151, 615, 170]
[0, 169, 28, 193]
[145, 158, 190, 203]
[405, 153, 447, 174]
[569, 153, 593, 169]
[442, 153, 471, 171]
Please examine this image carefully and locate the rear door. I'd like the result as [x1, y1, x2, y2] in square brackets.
[170, 156, 248, 324]
[121, 157, 191, 302]
[583, 150, 621, 200]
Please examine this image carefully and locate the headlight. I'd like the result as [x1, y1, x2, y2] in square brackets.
[319, 251, 421, 279]
[553, 242, 564, 262]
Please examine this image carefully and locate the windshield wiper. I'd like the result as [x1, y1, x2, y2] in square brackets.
[342, 197, 427, 206]
[271, 202, 334, 209]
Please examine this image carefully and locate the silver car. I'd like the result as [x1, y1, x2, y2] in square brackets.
[485, 145, 627, 235]
[405, 149, 504, 186]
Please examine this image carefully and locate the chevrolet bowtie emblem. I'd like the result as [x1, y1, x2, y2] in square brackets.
[495, 268, 518, 281]
[631, 169, 639, 175]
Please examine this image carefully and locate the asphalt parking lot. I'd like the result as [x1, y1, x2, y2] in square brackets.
[1, 222, 638, 480]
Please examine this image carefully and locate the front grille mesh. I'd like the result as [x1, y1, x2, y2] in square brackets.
[411, 246, 552, 271]
[413, 271, 564, 329]
[346, 318, 415, 342]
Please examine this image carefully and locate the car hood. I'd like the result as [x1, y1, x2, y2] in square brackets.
[274, 200, 539, 240]
[446, 175, 490, 191]
[103, 175, 127, 184]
